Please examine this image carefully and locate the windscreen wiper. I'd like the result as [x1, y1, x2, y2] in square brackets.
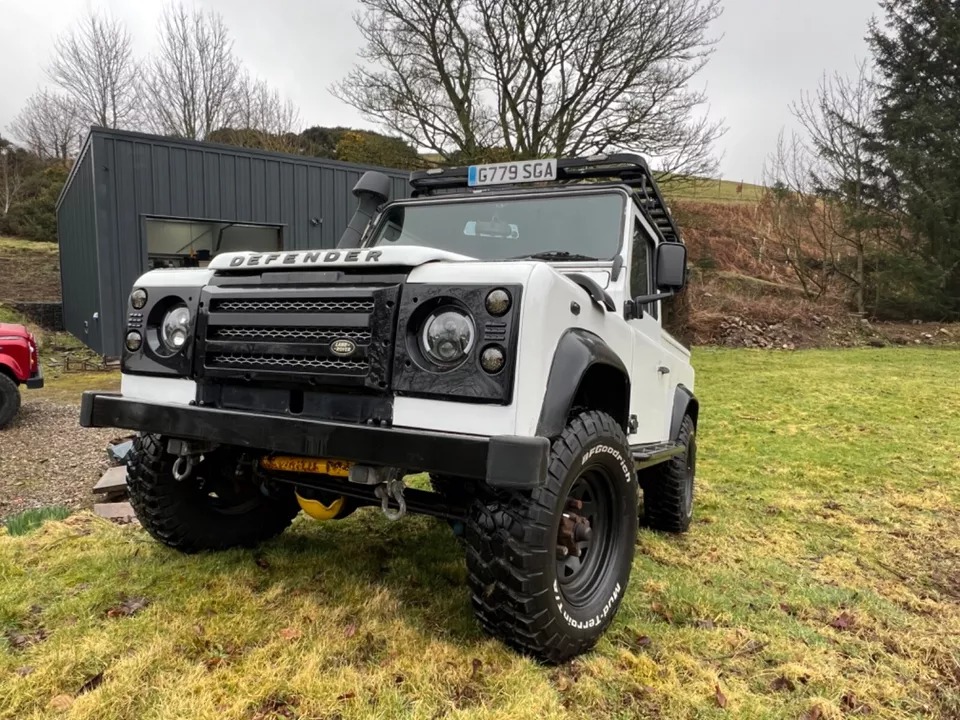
[510, 250, 600, 261]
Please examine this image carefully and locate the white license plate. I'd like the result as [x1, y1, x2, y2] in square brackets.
[468, 159, 557, 187]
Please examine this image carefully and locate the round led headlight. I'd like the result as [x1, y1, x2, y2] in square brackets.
[485, 288, 511, 316]
[420, 309, 475, 366]
[125, 331, 142, 352]
[130, 288, 148, 310]
[160, 304, 192, 352]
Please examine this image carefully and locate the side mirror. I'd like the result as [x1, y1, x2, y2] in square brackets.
[623, 242, 688, 320]
[655, 242, 687, 291]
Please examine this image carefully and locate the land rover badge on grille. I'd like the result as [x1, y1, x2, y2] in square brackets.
[330, 339, 357, 356]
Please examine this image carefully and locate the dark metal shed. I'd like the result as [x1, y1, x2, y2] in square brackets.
[56, 127, 411, 357]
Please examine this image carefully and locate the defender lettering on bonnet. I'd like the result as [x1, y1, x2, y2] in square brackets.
[228, 249, 383, 268]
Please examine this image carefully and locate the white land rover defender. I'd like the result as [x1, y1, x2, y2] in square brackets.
[81, 154, 698, 663]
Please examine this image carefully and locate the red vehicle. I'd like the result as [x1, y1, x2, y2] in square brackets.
[0, 323, 43, 429]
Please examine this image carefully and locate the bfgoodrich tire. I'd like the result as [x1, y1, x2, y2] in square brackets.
[0, 373, 21, 429]
[465, 411, 638, 663]
[641, 414, 696, 533]
[127, 434, 300, 553]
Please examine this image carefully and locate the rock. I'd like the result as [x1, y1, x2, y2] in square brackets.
[938, 327, 953, 336]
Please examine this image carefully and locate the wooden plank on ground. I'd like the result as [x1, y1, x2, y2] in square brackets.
[93, 466, 128, 495]
[94, 502, 136, 522]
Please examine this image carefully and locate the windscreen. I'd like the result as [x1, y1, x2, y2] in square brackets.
[366, 192, 625, 260]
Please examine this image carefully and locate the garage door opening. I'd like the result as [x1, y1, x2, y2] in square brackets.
[145, 219, 282, 269]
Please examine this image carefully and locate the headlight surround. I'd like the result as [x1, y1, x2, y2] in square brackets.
[420, 308, 475, 367]
[160, 304, 192, 352]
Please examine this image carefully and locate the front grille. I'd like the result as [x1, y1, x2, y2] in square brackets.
[207, 353, 368, 372]
[212, 298, 374, 313]
[209, 327, 371, 344]
[198, 284, 400, 388]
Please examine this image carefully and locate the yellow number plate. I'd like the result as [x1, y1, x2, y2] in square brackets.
[260, 456, 352, 477]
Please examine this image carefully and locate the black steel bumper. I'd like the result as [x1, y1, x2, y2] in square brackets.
[79, 392, 549, 489]
[25, 366, 44, 389]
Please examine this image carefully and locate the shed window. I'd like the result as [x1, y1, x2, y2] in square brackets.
[145, 219, 281, 269]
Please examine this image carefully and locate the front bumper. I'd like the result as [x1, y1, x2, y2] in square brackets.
[25, 366, 43, 389]
[79, 392, 548, 489]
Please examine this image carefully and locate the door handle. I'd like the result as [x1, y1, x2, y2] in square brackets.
[657, 365, 670, 375]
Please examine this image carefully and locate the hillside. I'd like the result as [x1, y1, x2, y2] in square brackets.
[664, 178, 766, 205]
[0, 237, 61, 302]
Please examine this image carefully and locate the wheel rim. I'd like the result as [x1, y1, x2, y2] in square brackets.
[555, 465, 619, 607]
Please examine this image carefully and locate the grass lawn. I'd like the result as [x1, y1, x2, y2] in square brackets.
[1, 348, 958, 719]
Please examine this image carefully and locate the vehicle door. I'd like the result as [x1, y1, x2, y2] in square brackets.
[626, 212, 669, 444]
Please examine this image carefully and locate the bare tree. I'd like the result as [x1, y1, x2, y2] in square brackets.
[9, 90, 81, 163]
[233, 73, 301, 137]
[47, 10, 138, 129]
[762, 61, 887, 314]
[333, 0, 724, 174]
[759, 132, 840, 300]
[0, 141, 24, 218]
[792, 60, 881, 315]
[142, 4, 242, 140]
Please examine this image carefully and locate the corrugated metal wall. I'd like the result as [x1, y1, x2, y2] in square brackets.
[56, 146, 102, 352]
[58, 128, 412, 356]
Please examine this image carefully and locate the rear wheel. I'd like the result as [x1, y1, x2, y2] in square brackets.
[126, 434, 300, 553]
[0, 373, 21, 429]
[641, 415, 696, 533]
[465, 411, 637, 663]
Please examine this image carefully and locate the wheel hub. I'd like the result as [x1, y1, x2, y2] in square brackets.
[555, 470, 616, 605]
[557, 498, 593, 559]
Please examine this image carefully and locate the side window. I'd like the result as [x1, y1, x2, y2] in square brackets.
[630, 218, 657, 319]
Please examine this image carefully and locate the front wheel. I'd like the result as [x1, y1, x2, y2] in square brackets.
[465, 411, 638, 663]
[0, 373, 21, 429]
[126, 434, 300, 553]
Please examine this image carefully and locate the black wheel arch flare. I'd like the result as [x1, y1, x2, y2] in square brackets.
[535, 328, 631, 437]
[670, 384, 699, 439]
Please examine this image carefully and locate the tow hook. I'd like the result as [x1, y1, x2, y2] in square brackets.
[375, 478, 407, 521]
[347, 464, 407, 521]
[172, 455, 195, 482]
[167, 439, 217, 482]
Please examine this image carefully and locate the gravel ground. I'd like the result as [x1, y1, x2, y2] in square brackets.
[0, 397, 121, 522]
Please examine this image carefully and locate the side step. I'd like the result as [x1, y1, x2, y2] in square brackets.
[632, 441, 685, 471]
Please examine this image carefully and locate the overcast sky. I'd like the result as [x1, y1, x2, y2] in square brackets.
[0, 0, 880, 182]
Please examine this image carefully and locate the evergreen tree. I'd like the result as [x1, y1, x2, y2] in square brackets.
[869, 0, 960, 318]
